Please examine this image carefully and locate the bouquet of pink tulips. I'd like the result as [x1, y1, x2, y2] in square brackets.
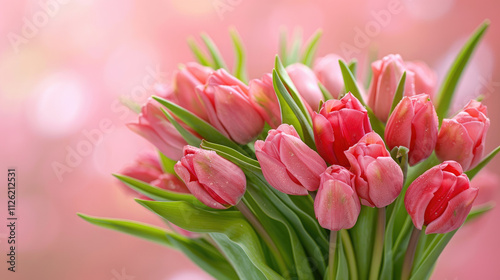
[80, 21, 498, 280]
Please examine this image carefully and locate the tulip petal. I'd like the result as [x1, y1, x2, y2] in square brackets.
[313, 113, 337, 165]
[127, 123, 183, 160]
[365, 157, 403, 208]
[409, 101, 438, 165]
[436, 120, 475, 170]
[385, 97, 414, 150]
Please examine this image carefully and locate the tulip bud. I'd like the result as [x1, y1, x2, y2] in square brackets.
[197, 69, 265, 144]
[405, 161, 478, 234]
[174, 146, 246, 209]
[286, 63, 324, 110]
[314, 165, 361, 231]
[127, 98, 187, 160]
[255, 124, 327, 195]
[119, 152, 163, 188]
[314, 54, 345, 99]
[172, 62, 213, 120]
[435, 100, 490, 171]
[313, 93, 372, 167]
[367, 54, 416, 122]
[345, 132, 403, 208]
[385, 94, 438, 166]
[151, 173, 190, 194]
[249, 73, 281, 128]
[406, 61, 438, 99]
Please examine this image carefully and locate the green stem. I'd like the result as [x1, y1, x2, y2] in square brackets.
[235, 202, 289, 276]
[369, 207, 386, 280]
[401, 227, 421, 280]
[341, 229, 359, 280]
[328, 230, 338, 280]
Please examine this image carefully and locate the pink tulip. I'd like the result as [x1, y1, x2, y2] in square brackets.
[435, 100, 490, 171]
[119, 152, 163, 192]
[172, 62, 213, 120]
[405, 161, 478, 234]
[127, 98, 188, 160]
[197, 69, 264, 144]
[385, 94, 438, 166]
[314, 54, 345, 99]
[174, 146, 246, 209]
[249, 73, 281, 128]
[314, 165, 361, 231]
[255, 124, 327, 195]
[151, 173, 190, 194]
[313, 93, 372, 167]
[367, 54, 416, 122]
[406, 61, 438, 99]
[345, 132, 403, 208]
[286, 63, 324, 111]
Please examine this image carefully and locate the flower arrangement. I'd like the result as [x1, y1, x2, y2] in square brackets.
[79, 21, 498, 280]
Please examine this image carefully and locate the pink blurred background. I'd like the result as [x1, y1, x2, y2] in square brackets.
[1, 0, 499, 279]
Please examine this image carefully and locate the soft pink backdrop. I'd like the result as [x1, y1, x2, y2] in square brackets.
[1, 0, 499, 279]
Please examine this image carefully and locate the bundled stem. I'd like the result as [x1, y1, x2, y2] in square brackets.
[369, 207, 386, 280]
[328, 230, 338, 279]
[401, 227, 421, 280]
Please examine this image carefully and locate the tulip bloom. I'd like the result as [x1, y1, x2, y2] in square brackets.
[345, 132, 403, 208]
[249, 73, 281, 128]
[255, 124, 327, 195]
[286, 63, 324, 110]
[127, 98, 187, 160]
[174, 146, 246, 209]
[313, 93, 372, 167]
[197, 69, 264, 144]
[385, 94, 438, 166]
[151, 173, 190, 194]
[435, 100, 490, 171]
[172, 62, 213, 120]
[406, 61, 438, 99]
[314, 54, 345, 99]
[314, 165, 361, 231]
[405, 161, 478, 234]
[120, 152, 163, 185]
[367, 54, 416, 122]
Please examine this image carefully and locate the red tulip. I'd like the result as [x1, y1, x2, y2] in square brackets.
[314, 165, 361, 231]
[313, 93, 372, 167]
[367, 54, 416, 122]
[435, 100, 490, 171]
[197, 69, 264, 144]
[406, 61, 438, 99]
[127, 98, 187, 160]
[405, 161, 478, 234]
[385, 94, 438, 166]
[174, 146, 246, 209]
[314, 54, 345, 99]
[249, 73, 281, 128]
[286, 63, 324, 111]
[345, 132, 403, 208]
[255, 124, 327, 195]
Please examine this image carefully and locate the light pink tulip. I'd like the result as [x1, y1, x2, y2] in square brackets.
[127, 98, 188, 160]
[345, 132, 403, 208]
[172, 62, 213, 120]
[249, 73, 281, 128]
[255, 124, 327, 195]
[385, 94, 438, 166]
[174, 146, 246, 209]
[314, 54, 345, 99]
[367, 54, 416, 122]
[435, 100, 490, 171]
[286, 63, 324, 111]
[314, 165, 361, 231]
[406, 61, 438, 99]
[197, 69, 264, 144]
[119, 152, 163, 191]
[313, 93, 372, 167]
[405, 161, 477, 234]
[151, 173, 190, 194]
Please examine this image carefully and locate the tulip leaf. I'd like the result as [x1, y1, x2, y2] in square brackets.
[230, 28, 248, 83]
[301, 30, 322, 67]
[200, 33, 228, 70]
[465, 203, 494, 223]
[160, 108, 202, 147]
[158, 151, 177, 175]
[119, 96, 141, 114]
[279, 28, 289, 66]
[435, 20, 489, 122]
[348, 206, 377, 280]
[288, 29, 302, 65]
[78, 214, 238, 280]
[465, 145, 500, 179]
[187, 37, 213, 67]
[364, 47, 378, 89]
[136, 199, 285, 280]
[389, 71, 406, 116]
[318, 82, 334, 101]
[348, 59, 357, 76]
[152, 96, 246, 154]
[200, 140, 262, 174]
[338, 59, 386, 136]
